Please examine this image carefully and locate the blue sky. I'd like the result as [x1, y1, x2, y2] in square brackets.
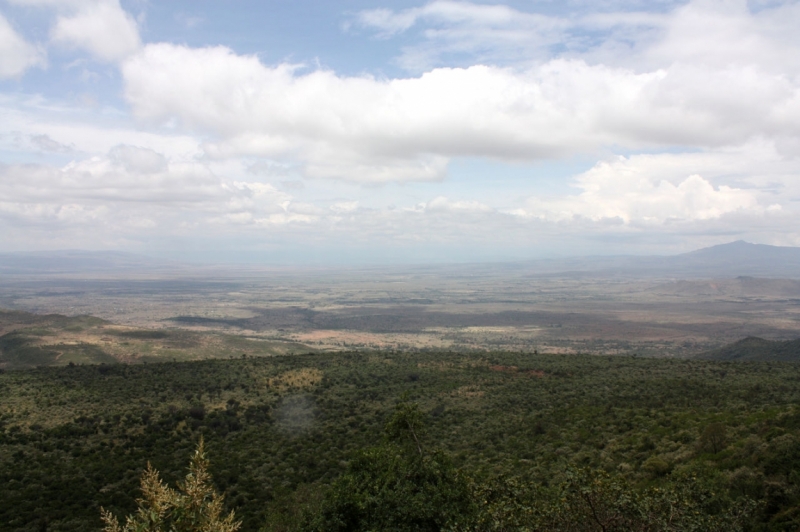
[1, 0, 799, 264]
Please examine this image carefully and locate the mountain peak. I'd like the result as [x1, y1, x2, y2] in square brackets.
[684, 240, 796, 257]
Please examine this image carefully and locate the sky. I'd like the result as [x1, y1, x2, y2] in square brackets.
[1, 0, 799, 264]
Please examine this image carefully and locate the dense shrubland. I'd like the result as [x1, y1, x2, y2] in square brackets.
[2, 351, 800, 530]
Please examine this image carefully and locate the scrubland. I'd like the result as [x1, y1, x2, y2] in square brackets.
[3, 351, 800, 530]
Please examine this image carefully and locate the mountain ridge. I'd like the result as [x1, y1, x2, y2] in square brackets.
[699, 336, 800, 362]
[2, 240, 800, 278]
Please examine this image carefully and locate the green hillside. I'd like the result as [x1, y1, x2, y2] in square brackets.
[0, 310, 315, 370]
[3, 351, 800, 530]
[701, 337, 800, 362]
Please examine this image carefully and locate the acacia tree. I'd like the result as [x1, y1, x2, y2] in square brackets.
[698, 423, 728, 454]
[101, 439, 240, 532]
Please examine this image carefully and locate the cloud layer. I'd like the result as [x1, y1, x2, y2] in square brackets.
[1, 0, 800, 259]
[121, 44, 800, 183]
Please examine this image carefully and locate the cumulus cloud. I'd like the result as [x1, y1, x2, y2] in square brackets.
[121, 39, 800, 182]
[528, 171, 758, 224]
[0, 146, 303, 235]
[51, 0, 140, 62]
[517, 142, 796, 224]
[0, 145, 793, 256]
[0, 12, 44, 78]
[641, 0, 800, 74]
[212, 181, 316, 227]
[9, 0, 140, 62]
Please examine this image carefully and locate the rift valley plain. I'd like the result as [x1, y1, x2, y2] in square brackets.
[2, 256, 800, 369]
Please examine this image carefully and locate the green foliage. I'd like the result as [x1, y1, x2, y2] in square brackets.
[300, 401, 475, 531]
[465, 474, 545, 530]
[537, 468, 755, 532]
[101, 439, 240, 532]
[2, 351, 800, 530]
[698, 423, 728, 454]
[384, 396, 426, 454]
[701, 337, 800, 362]
[0, 330, 117, 368]
[0, 309, 313, 370]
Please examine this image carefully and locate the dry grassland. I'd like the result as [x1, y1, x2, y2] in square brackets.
[1, 271, 799, 361]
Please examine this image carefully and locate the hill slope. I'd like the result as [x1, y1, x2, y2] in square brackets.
[582, 240, 800, 278]
[0, 309, 315, 370]
[2, 352, 800, 530]
[700, 336, 800, 362]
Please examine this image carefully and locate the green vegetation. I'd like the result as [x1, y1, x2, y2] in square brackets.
[0, 310, 315, 370]
[101, 439, 240, 532]
[300, 400, 475, 531]
[2, 351, 800, 530]
[0, 330, 118, 367]
[701, 337, 800, 362]
[294, 401, 756, 531]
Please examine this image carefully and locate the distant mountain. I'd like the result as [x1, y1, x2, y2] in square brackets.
[508, 241, 800, 279]
[2, 241, 800, 279]
[664, 241, 800, 278]
[699, 336, 800, 362]
[0, 250, 179, 275]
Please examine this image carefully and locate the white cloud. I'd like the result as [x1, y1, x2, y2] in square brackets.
[330, 201, 359, 213]
[642, 0, 800, 74]
[0, 93, 202, 158]
[534, 171, 758, 224]
[357, 1, 563, 38]
[121, 40, 800, 182]
[355, 1, 800, 75]
[29, 134, 73, 153]
[518, 143, 795, 224]
[0, 12, 44, 78]
[0, 147, 298, 232]
[0, 145, 795, 257]
[108, 145, 167, 174]
[50, 0, 140, 62]
[355, 1, 571, 70]
[9, 0, 140, 62]
[425, 196, 491, 213]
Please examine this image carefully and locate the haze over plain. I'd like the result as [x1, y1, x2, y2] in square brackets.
[1, 0, 799, 264]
